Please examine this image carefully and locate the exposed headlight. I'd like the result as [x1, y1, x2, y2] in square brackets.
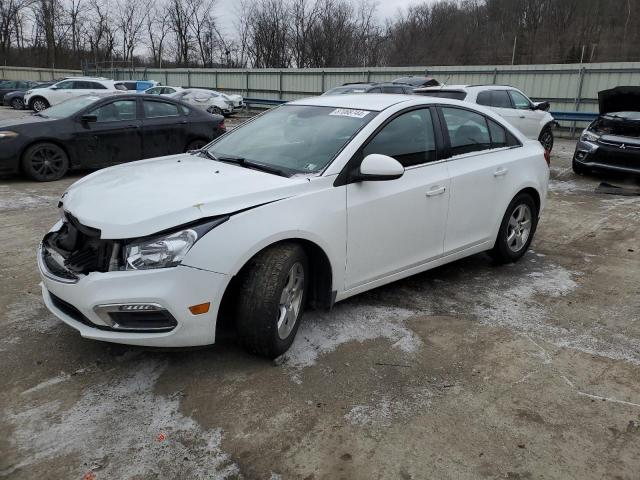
[0, 131, 19, 139]
[580, 130, 600, 143]
[123, 217, 228, 270]
[125, 229, 197, 270]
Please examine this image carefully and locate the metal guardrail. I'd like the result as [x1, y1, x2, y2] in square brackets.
[243, 97, 287, 107]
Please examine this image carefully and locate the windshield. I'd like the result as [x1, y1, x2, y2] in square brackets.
[38, 96, 102, 118]
[205, 105, 375, 175]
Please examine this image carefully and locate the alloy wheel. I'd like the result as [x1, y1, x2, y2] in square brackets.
[277, 262, 305, 340]
[29, 146, 66, 180]
[506, 204, 532, 252]
[32, 99, 47, 112]
[11, 98, 24, 110]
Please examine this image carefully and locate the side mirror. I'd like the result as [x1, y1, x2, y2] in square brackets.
[533, 101, 550, 111]
[49, 85, 58, 90]
[355, 154, 404, 182]
[80, 114, 97, 123]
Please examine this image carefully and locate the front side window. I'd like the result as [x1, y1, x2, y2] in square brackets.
[55, 81, 74, 90]
[143, 100, 179, 118]
[367, 87, 382, 93]
[206, 105, 375, 175]
[89, 82, 107, 90]
[90, 99, 137, 122]
[509, 90, 532, 110]
[163, 87, 176, 94]
[363, 108, 436, 167]
[441, 107, 492, 156]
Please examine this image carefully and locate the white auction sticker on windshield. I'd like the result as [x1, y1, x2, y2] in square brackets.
[329, 108, 370, 118]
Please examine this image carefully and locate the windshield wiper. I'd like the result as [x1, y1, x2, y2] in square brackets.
[189, 148, 218, 161]
[213, 154, 289, 177]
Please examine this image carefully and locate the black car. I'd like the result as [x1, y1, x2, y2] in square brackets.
[0, 94, 226, 181]
[0, 79, 40, 102]
[322, 82, 416, 96]
[573, 86, 640, 176]
[391, 76, 440, 88]
[3, 81, 54, 109]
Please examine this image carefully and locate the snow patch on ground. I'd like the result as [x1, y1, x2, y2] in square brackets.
[284, 304, 420, 369]
[548, 178, 585, 194]
[0, 185, 58, 210]
[3, 359, 239, 479]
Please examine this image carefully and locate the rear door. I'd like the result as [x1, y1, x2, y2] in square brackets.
[141, 98, 187, 157]
[73, 98, 142, 167]
[438, 106, 519, 253]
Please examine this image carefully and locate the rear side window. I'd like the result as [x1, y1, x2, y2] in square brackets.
[477, 90, 512, 108]
[488, 119, 520, 148]
[363, 108, 437, 167]
[417, 90, 467, 100]
[89, 82, 107, 89]
[368, 87, 382, 93]
[441, 107, 492, 156]
[143, 100, 179, 118]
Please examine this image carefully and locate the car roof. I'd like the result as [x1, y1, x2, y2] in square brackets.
[416, 84, 519, 92]
[289, 93, 452, 111]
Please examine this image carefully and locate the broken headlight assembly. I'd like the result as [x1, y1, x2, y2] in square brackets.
[122, 216, 228, 271]
[580, 129, 600, 143]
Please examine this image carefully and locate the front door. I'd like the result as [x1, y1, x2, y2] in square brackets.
[345, 107, 450, 290]
[74, 98, 142, 167]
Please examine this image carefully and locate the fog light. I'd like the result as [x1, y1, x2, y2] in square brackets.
[575, 151, 587, 160]
[189, 303, 210, 315]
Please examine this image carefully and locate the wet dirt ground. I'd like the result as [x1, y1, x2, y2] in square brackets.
[0, 114, 639, 480]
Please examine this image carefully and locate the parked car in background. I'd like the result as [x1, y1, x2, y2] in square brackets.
[145, 85, 184, 96]
[171, 88, 235, 116]
[0, 80, 41, 102]
[114, 80, 158, 93]
[573, 86, 640, 176]
[0, 94, 225, 181]
[24, 77, 118, 112]
[416, 85, 555, 151]
[3, 81, 54, 109]
[392, 76, 440, 88]
[323, 82, 416, 96]
[37, 94, 548, 358]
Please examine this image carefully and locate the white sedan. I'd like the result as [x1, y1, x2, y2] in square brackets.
[39, 94, 549, 358]
[170, 88, 243, 116]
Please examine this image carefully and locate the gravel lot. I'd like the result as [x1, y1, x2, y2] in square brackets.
[1, 105, 639, 480]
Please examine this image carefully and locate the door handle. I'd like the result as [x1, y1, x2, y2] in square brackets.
[519, 115, 526, 119]
[127, 124, 140, 129]
[494, 167, 508, 177]
[426, 186, 446, 197]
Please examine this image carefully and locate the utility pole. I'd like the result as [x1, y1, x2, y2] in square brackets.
[511, 35, 517, 65]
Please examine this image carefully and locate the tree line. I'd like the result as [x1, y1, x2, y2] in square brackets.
[1, 0, 640, 71]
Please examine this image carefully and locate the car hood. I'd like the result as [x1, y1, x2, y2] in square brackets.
[0, 114, 55, 129]
[61, 154, 311, 239]
[598, 86, 640, 115]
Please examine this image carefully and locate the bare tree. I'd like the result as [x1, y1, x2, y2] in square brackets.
[116, 0, 149, 65]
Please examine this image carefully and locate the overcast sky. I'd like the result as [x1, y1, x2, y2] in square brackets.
[213, 0, 427, 36]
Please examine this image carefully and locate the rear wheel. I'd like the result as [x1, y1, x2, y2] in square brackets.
[11, 97, 24, 110]
[186, 139, 207, 151]
[21, 142, 69, 181]
[538, 126, 554, 152]
[489, 193, 538, 263]
[236, 243, 308, 358]
[31, 97, 49, 112]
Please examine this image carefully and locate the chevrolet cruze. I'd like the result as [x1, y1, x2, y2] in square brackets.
[39, 94, 549, 358]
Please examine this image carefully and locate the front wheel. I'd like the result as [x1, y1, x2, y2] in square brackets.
[489, 193, 538, 263]
[21, 142, 69, 181]
[236, 243, 308, 358]
[538, 126, 554, 152]
[31, 97, 49, 112]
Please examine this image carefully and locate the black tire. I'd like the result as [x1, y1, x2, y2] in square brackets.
[21, 142, 69, 181]
[236, 242, 309, 358]
[489, 193, 538, 264]
[211, 106, 223, 115]
[186, 139, 208, 151]
[572, 157, 587, 176]
[11, 97, 24, 110]
[30, 97, 50, 112]
[538, 126, 554, 152]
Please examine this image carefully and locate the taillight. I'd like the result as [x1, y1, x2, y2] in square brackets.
[218, 120, 226, 131]
[543, 150, 550, 166]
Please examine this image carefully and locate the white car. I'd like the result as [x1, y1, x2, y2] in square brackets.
[38, 94, 549, 358]
[24, 77, 117, 112]
[144, 85, 185, 96]
[170, 88, 243, 116]
[416, 85, 556, 151]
